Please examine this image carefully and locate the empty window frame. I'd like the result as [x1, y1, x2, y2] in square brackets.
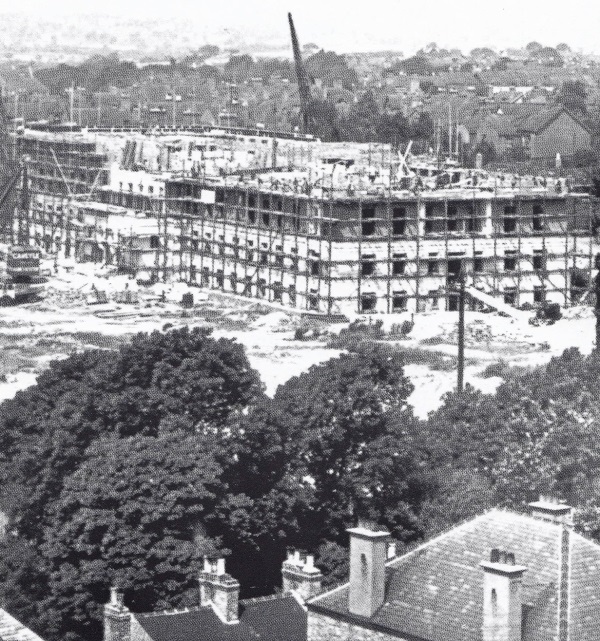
[361, 293, 377, 312]
[362, 206, 376, 237]
[392, 207, 406, 236]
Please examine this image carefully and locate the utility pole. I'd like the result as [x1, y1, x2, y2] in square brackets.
[457, 269, 466, 392]
[68, 85, 75, 124]
[594, 253, 600, 350]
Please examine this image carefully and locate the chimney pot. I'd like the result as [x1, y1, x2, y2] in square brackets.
[109, 587, 124, 607]
[282, 551, 323, 601]
[387, 541, 397, 559]
[490, 548, 500, 563]
[203, 558, 211, 572]
[293, 550, 301, 565]
[216, 558, 226, 575]
[528, 498, 573, 525]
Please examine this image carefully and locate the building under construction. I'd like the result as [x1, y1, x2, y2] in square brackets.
[9, 124, 597, 316]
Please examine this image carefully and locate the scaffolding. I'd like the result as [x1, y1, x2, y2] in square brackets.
[16, 128, 599, 316]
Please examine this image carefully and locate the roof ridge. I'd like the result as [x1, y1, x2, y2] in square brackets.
[137, 606, 203, 618]
[310, 509, 499, 605]
[386, 509, 500, 568]
[240, 592, 294, 605]
[570, 527, 600, 551]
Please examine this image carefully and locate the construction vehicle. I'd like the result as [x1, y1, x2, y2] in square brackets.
[0, 244, 47, 305]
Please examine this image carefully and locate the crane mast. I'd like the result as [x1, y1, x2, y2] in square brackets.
[288, 12, 312, 134]
[0, 86, 20, 243]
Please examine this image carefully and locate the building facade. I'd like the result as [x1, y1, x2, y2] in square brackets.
[11, 126, 598, 317]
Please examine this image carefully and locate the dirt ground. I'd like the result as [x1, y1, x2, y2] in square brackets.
[0, 261, 595, 419]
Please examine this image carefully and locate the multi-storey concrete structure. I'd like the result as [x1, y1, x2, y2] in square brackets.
[12, 125, 597, 316]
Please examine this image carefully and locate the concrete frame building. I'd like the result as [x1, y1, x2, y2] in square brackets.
[9, 125, 597, 317]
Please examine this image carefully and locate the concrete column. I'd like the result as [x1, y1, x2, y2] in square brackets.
[417, 201, 426, 238]
[482, 200, 493, 237]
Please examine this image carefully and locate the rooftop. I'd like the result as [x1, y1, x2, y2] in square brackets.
[136, 594, 306, 641]
[309, 509, 600, 641]
[0, 608, 46, 641]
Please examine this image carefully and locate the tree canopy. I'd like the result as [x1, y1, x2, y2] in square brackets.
[5, 329, 600, 641]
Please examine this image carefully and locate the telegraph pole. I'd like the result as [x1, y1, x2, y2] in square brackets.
[594, 254, 600, 350]
[457, 269, 466, 392]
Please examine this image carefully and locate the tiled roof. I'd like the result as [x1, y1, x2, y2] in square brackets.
[0, 609, 46, 641]
[137, 608, 253, 641]
[240, 594, 307, 641]
[309, 509, 600, 641]
[136, 594, 306, 641]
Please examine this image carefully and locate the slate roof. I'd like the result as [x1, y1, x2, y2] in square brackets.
[474, 104, 593, 139]
[0, 609, 46, 641]
[135, 594, 306, 641]
[308, 509, 600, 641]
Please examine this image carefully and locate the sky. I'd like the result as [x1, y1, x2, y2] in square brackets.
[0, 0, 599, 55]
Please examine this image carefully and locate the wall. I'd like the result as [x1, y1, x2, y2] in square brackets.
[531, 111, 592, 160]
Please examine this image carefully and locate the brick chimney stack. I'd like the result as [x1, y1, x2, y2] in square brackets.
[347, 518, 390, 618]
[199, 558, 240, 624]
[480, 549, 527, 641]
[528, 496, 573, 526]
[282, 550, 323, 601]
[103, 587, 131, 641]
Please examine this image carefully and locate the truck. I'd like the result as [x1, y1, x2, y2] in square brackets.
[0, 244, 47, 305]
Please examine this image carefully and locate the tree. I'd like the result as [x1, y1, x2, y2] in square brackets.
[0, 327, 263, 541]
[262, 344, 420, 543]
[306, 99, 342, 142]
[340, 91, 380, 142]
[393, 55, 433, 76]
[38, 435, 223, 641]
[526, 41, 543, 53]
[224, 54, 254, 82]
[411, 112, 434, 142]
[376, 111, 410, 144]
[305, 51, 357, 89]
[557, 80, 588, 113]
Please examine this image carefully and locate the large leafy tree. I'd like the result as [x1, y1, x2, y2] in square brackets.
[230, 345, 421, 547]
[37, 435, 223, 641]
[0, 326, 263, 540]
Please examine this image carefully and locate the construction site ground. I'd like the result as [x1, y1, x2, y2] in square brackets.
[0, 261, 595, 419]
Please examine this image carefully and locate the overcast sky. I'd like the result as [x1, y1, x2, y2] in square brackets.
[1, 0, 598, 55]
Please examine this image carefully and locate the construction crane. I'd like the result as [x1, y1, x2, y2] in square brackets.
[0, 85, 22, 243]
[288, 12, 312, 134]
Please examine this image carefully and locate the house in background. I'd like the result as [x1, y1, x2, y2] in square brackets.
[307, 499, 600, 641]
[103, 553, 319, 641]
[472, 104, 594, 163]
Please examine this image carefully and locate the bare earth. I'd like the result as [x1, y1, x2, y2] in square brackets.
[0, 262, 595, 419]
